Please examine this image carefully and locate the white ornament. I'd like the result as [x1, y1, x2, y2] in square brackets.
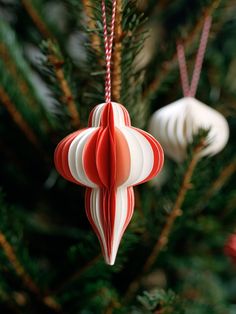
[148, 97, 229, 163]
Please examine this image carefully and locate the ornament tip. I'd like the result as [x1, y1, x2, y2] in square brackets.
[105, 254, 116, 266]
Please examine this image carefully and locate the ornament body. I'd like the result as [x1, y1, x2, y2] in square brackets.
[55, 102, 164, 265]
[149, 97, 229, 163]
[224, 234, 236, 265]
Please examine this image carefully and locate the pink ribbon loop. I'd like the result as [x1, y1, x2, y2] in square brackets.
[177, 16, 212, 98]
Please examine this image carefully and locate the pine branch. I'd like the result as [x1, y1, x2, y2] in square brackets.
[0, 86, 41, 150]
[111, 0, 122, 102]
[0, 194, 62, 312]
[0, 44, 35, 110]
[21, 0, 55, 39]
[142, 142, 204, 272]
[124, 137, 206, 302]
[44, 40, 80, 128]
[0, 256, 27, 312]
[215, 161, 236, 192]
[1, 296, 22, 314]
[51, 253, 101, 295]
[0, 43, 52, 132]
[0, 20, 55, 132]
[137, 289, 184, 313]
[134, 188, 145, 219]
[104, 298, 120, 314]
[0, 232, 39, 295]
[0, 231, 62, 312]
[82, 0, 101, 53]
[68, 0, 146, 111]
[118, 1, 148, 122]
[143, 0, 221, 101]
[220, 195, 236, 220]
[194, 157, 236, 213]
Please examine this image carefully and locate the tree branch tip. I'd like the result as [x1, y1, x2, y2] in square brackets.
[43, 296, 61, 311]
[160, 236, 168, 245]
[176, 209, 183, 216]
[184, 183, 193, 189]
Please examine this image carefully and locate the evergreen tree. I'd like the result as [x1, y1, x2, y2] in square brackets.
[0, 0, 236, 313]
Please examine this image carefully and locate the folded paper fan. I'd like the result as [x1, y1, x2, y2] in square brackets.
[55, 102, 164, 265]
[148, 97, 229, 163]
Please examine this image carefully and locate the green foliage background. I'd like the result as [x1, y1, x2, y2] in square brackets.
[0, 0, 236, 313]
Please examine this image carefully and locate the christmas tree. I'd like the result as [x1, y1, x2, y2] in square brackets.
[0, 0, 236, 313]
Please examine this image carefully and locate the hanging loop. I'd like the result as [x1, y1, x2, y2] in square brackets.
[177, 16, 212, 98]
[102, 0, 117, 103]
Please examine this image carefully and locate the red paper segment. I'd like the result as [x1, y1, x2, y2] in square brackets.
[83, 129, 102, 185]
[115, 128, 131, 186]
[96, 127, 114, 187]
[54, 131, 81, 184]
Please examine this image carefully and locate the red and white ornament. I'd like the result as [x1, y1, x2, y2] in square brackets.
[54, 0, 164, 264]
[149, 97, 229, 163]
[224, 233, 236, 265]
[55, 102, 164, 265]
[149, 16, 229, 163]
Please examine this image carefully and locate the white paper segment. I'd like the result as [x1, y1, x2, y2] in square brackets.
[121, 127, 154, 186]
[68, 128, 98, 187]
[92, 102, 127, 127]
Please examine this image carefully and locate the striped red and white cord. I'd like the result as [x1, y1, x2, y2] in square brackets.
[102, 0, 117, 103]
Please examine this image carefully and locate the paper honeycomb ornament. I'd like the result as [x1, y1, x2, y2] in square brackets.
[55, 102, 164, 265]
[148, 97, 229, 163]
[224, 233, 236, 265]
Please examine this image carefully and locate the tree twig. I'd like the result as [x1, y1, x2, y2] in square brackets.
[0, 44, 36, 110]
[47, 41, 80, 128]
[82, 0, 101, 53]
[21, 0, 54, 39]
[104, 298, 120, 314]
[124, 139, 205, 302]
[0, 43, 51, 133]
[0, 232, 61, 312]
[0, 232, 39, 295]
[0, 86, 41, 150]
[51, 253, 101, 295]
[194, 157, 236, 213]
